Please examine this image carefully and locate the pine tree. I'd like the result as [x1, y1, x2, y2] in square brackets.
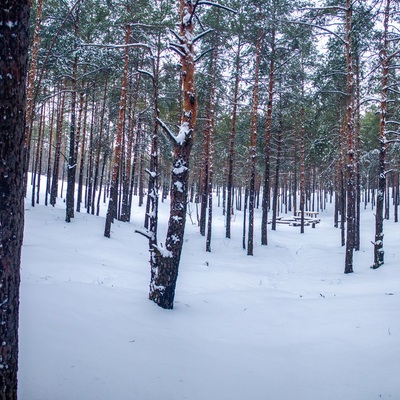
[0, 2, 30, 398]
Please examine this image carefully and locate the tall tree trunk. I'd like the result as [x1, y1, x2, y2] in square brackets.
[261, 25, 276, 245]
[344, 0, 355, 274]
[299, 103, 306, 234]
[31, 103, 45, 207]
[104, 19, 130, 237]
[86, 96, 97, 213]
[0, 2, 30, 398]
[247, 28, 262, 256]
[76, 90, 88, 212]
[65, 13, 79, 222]
[293, 130, 298, 215]
[354, 54, 361, 251]
[123, 74, 140, 222]
[272, 108, 282, 231]
[199, 122, 209, 236]
[148, 0, 198, 309]
[226, 40, 242, 239]
[24, 0, 43, 192]
[242, 186, 248, 250]
[372, 0, 390, 269]
[91, 80, 108, 215]
[50, 90, 65, 207]
[142, 44, 161, 278]
[206, 33, 219, 253]
[45, 91, 56, 206]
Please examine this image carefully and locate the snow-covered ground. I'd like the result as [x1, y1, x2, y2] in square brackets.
[19, 187, 400, 400]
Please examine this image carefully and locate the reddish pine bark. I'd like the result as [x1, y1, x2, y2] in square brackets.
[149, 0, 198, 309]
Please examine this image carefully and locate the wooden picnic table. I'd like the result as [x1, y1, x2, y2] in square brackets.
[294, 210, 319, 218]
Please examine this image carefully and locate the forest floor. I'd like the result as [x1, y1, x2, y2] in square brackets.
[19, 187, 400, 400]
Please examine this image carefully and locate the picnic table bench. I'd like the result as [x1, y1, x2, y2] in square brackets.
[270, 213, 321, 227]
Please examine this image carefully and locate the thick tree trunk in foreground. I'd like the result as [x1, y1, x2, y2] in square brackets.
[0, 2, 30, 398]
[148, 0, 198, 309]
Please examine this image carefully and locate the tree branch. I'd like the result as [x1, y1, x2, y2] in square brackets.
[156, 117, 177, 144]
[193, 29, 214, 43]
[197, 1, 237, 13]
[169, 43, 186, 58]
[135, 229, 154, 240]
[137, 69, 154, 82]
[280, 19, 347, 45]
[194, 47, 214, 63]
[169, 28, 184, 44]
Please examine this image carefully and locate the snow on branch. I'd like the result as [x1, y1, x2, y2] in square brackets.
[80, 42, 153, 52]
[145, 169, 157, 178]
[197, 1, 236, 14]
[193, 29, 214, 43]
[169, 28, 184, 44]
[135, 228, 154, 240]
[152, 244, 173, 258]
[194, 47, 214, 63]
[386, 120, 400, 125]
[169, 43, 186, 58]
[137, 69, 154, 81]
[156, 117, 178, 144]
[388, 48, 400, 61]
[385, 130, 400, 135]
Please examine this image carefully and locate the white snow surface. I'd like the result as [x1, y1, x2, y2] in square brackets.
[19, 185, 400, 400]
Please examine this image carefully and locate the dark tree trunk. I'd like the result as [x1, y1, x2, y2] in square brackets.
[0, 3, 30, 398]
[65, 21, 79, 222]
